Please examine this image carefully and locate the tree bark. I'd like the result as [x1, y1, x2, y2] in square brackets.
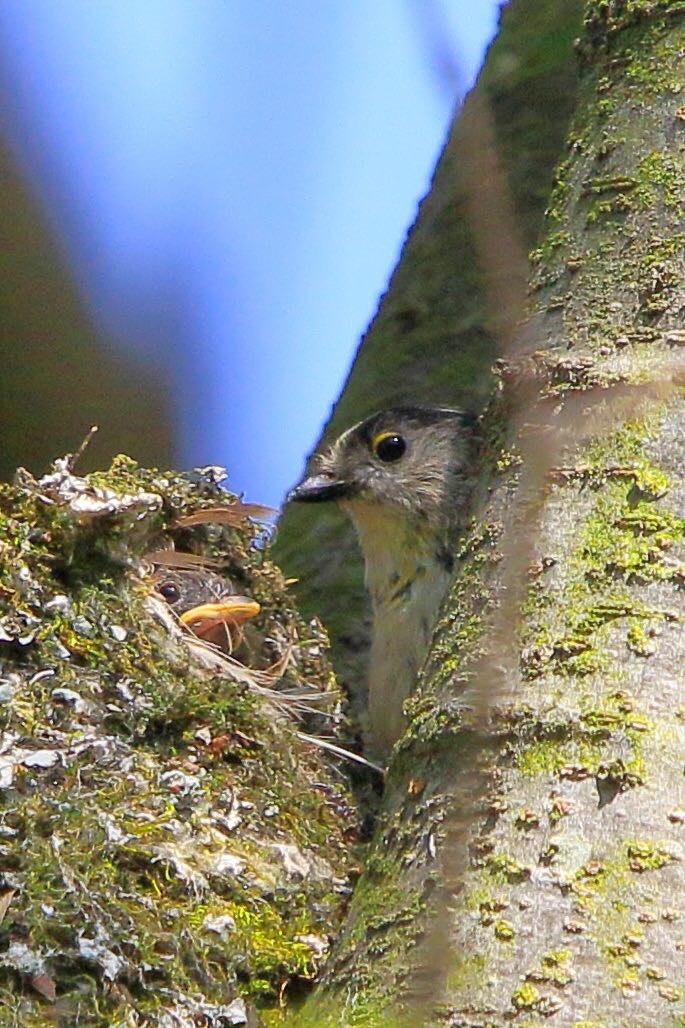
[275, 0, 584, 720]
[297, 3, 685, 1024]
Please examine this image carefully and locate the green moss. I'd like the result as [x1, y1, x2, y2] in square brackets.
[539, 949, 573, 986]
[528, 419, 681, 649]
[583, 1, 685, 53]
[625, 36, 683, 92]
[511, 982, 541, 1010]
[477, 896, 509, 922]
[494, 918, 516, 942]
[586, 192, 633, 226]
[626, 840, 677, 872]
[566, 836, 683, 993]
[636, 151, 685, 212]
[530, 230, 572, 266]
[517, 735, 601, 778]
[626, 621, 655, 656]
[512, 412, 682, 799]
[585, 145, 685, 224]
[0, 457, 356, 1022]
[485, 853, 531, 884]
[228, 905, 317, 993]
[524, 949, 574, 990]
[288, 994, 406, 1028]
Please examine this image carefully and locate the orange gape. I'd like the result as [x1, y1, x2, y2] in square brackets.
[152, 568, 260, 654]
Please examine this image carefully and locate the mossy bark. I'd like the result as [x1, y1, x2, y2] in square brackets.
[296, 3, 685, 1025]
[274, 0, 584, 716]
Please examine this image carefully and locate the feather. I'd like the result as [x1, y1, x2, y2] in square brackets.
[144, 550, 221, 569]
[295, 732, 385, 775]
[175, 502, 275, 528]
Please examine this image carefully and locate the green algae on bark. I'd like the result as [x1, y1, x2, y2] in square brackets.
[274, 0, 585, 721]
[0, 455, 357, 1026]
[295, 1, 685, 1024]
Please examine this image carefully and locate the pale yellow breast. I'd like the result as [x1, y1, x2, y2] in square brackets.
[342, 498, 451, 759]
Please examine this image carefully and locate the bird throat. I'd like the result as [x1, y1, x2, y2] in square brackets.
[341, 500, 439, 605]
[341, 498, 452, 759]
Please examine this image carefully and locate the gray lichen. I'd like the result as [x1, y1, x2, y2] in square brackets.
[0, 455, 357, 1026]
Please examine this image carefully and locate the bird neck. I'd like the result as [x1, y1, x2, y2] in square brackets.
[341, 499, 449, 612]
[342, 498, 453, 760]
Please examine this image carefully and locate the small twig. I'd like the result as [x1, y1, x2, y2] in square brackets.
[66, 425, 99, 472]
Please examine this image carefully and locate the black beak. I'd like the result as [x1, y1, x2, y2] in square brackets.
[288, 473, 350, 503]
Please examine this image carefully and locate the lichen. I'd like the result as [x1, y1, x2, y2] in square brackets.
[511, 982, 541, 1010]
[494, 918, 516, 942]
[0, 456, 357, 1024]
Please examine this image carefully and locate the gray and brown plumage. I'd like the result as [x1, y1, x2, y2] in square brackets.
[289, 405, 477, 759]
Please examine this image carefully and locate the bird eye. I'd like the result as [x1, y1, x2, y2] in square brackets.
[158, 581, 181, 604]
[372, 432, 406, 463]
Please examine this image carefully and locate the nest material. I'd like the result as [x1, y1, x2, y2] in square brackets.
[0, 454, 357, 1026]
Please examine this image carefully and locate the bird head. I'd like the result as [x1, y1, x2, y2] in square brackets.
[288, 406, 477, 528]
[152, 569, 260, 651]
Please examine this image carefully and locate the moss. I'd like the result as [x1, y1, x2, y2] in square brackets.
[538, 949, 573, 986]
[626, 840, 677, 872]
[227, 904, 317, 993]
[511, 982, 541, 1010]
[530, 230, 573, 266]
[523, 414, 682, 672]
[583, 1, 685, 53]
[477, 896, 509, 923]
[624, 35, 684, 93]
[584, 146, 685, 225]
[494, 919, 516, 942]
[636, 151, 685, 213]
[524, 949, 575, 991]
[626, 621, 655, 656]
[484, 853, 531, 884]
[0, 456, 357, 1022]
[288, 993, 406, 1028]
[565, 836, 683, 993]
[517, 735, 602, 778]
[506, 409, 685, 810]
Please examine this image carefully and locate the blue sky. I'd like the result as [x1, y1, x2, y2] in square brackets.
[0, 1, 500, 506]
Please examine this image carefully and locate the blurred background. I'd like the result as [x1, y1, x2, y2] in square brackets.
[0, 0, 499, 507]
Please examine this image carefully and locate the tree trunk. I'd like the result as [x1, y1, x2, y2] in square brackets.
[297, 3, 685, 1024]
[275, 0, 584, 721]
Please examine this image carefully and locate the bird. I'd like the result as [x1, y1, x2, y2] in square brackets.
[288, 405, 478, 760]
[151, 568, 261, 654]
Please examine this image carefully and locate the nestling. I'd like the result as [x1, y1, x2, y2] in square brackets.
[288, 405, 477, 759]
[152, 569, 260, 653]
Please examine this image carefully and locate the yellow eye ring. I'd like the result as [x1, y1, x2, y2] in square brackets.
[371, 432, 406, 463]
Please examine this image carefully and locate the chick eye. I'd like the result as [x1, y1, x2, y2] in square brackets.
[372, 432, 406, 463]
[158, 581, 181, 604]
